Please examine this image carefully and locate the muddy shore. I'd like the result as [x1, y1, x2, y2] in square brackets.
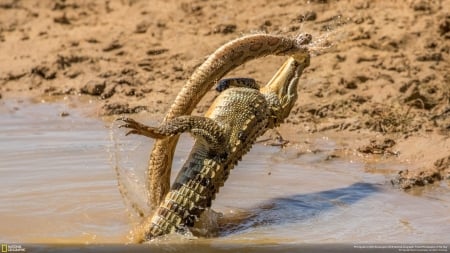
[1, 0, 449, 189]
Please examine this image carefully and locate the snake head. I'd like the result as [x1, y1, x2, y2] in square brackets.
[261, 48, 311, 128]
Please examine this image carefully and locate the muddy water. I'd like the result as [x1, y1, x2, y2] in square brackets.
[0, 100, 449, 250]
[0, 99, 129, 244]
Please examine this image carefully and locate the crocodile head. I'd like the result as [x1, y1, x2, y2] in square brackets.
[261, 43, 311, 128]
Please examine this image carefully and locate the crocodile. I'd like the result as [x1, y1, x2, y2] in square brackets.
[144, 33, 314, 211]
[118, 34, 311, 241]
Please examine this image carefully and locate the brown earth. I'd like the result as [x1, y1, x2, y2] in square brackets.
[1, 0, 449, 190]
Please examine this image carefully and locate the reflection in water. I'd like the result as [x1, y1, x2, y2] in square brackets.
[0, 100, 449, 248]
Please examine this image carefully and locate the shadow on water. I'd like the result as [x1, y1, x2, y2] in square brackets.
[218, 182, 380, 236]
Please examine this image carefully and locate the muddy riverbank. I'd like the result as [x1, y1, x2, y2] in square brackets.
[1, 1, 449, 195]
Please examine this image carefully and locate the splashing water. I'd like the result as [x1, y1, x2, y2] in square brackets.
[292, 1, 349, 57]
[108, 119, 151, 225]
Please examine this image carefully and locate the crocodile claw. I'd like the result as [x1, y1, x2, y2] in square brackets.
[117, 116, 138, 126]
[125, 130, 139, 136]
[116, 117, 166, 139]
[117, 117, 149, 136]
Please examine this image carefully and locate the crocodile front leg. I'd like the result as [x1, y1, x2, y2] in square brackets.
[118, 116, 228, 151]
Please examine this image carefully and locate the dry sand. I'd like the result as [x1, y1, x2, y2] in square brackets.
[1, 0, 449, 189]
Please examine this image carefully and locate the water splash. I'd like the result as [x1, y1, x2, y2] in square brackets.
[309, 16, 348, 56]
[293, 0, 349, 57]
[108, 118, 227, 240]
[108, 119, 150, 225]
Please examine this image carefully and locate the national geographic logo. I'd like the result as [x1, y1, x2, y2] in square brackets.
[1, 244, 26, 252]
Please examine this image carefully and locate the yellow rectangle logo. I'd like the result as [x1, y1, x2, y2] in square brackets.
[1, 244, 7, 253]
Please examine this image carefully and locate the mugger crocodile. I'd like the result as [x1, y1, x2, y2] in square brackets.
[144, 33, 314, 211]
[118, 33, 311, 242]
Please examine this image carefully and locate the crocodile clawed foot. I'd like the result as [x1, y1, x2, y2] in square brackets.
[116, 117, 162, 138]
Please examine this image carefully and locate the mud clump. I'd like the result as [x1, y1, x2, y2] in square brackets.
[80, 80, 106, 96]
[212, 24, 237, 34]
[103, 40, 123, 52]
[53, 13, 71, 25]
[102, 103, 147, 116]
[358, 138, 397, 156]
[392, 156, 450, 189]
[438, 15, 450, 37]
[31, 65, 57, 80]
[393, 170, 442, 190]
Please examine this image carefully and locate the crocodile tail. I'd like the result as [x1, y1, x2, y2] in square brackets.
[141, 155, 224, 240]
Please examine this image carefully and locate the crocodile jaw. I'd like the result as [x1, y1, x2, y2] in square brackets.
[261, 52, 311, 126]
